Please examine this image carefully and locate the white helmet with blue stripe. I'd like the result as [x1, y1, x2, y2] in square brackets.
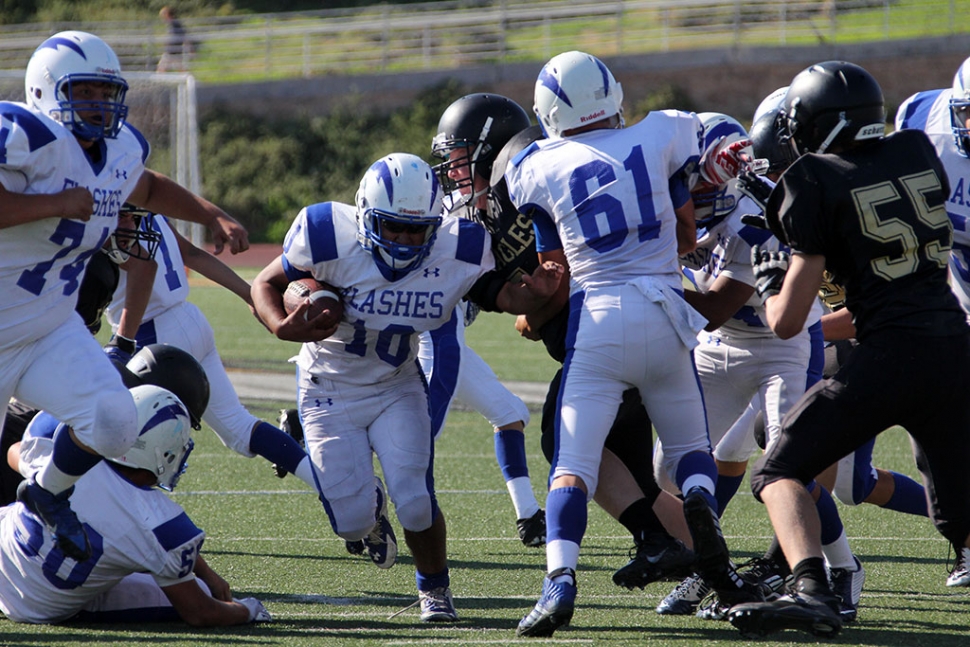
[533, 50, 623, 139]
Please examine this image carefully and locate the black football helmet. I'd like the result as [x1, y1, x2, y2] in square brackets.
[104, 203, 162, 264]
[124, 344, 210, 430]
[431, 93, 531, 218]
[749, 107, 796, 176]
[782, 60, 885, 157]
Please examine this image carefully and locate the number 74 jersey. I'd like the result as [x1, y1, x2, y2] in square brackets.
[505, 110, 702, 294]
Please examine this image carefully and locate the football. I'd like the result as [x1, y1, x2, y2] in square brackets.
[283, 277, 344, 326]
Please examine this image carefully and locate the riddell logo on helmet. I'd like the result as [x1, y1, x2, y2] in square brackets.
[97, 66, 120, 75]
[580, 109, 607, 123]
[398, 208, 424, 215]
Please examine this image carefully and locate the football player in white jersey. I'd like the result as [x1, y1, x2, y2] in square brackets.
[426, 93, 544, 548]
[0, 383, 270, 626]
[504, 51, 760, 638]
[101, 206, 328, 508]
[251, 153, 562, 623]
[657, 113, 863, 622]
[0, 31, 249, 563]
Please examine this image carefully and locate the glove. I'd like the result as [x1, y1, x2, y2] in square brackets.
[236, 597, 272, 623]
[700, 136, 753, 186]
[751, 244, 790, 303]
[736, 170, 773, 213]
[104, 334, 137, 364]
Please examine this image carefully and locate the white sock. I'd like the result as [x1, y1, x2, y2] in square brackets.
[822, 530, 856, 570]
[506, 476, 540, 519]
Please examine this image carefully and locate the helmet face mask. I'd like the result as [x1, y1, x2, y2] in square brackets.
[356, 153, 444, 281]
[25, 31, 129, 140]
[104, 204, 162, 264]
[431, 93, 532, 218]
[109, 384, 194, 491]
[950, 56, 970, 157]
[533, 51, 623, 139]
[782, 61, 885, 158]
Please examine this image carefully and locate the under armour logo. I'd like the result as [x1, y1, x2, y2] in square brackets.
[315, 398, 333, 407]
[423, 267, 440, 278]
[115, 169, 128, 180]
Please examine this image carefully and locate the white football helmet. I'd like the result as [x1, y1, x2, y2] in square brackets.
[25, 31, 129, 140]
[693, 112, 748, 224]
[355, 153, 444, 281]
[108, 384, 194, 491]
[950, 56, 970, 157]
[533, 50, 623, 138]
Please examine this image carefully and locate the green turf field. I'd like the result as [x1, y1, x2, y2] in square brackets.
[21, 270, 970, 646]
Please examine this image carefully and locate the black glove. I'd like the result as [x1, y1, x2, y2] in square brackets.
[736, 171, 773, 213]
[751, 244, 789, 303]
[104, 333, 137, 364]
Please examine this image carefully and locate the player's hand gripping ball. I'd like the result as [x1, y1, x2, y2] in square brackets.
[283, 278, 344, 327]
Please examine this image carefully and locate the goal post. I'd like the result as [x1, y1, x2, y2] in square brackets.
[0, 70, 205, 247]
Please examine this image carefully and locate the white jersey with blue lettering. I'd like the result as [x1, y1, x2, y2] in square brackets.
[0, 424, 202, 624]
[896, 88, 970, 320]
[0, 101, 148, 350]
[105, 216, 189, 323]
[505, 110, 702, 294]
[282, 203, 495, 386]
[682, 183, 824, 340]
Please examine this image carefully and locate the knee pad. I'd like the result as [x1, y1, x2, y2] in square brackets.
[394, 493, 436, 533]
[90, 391, 138, 458]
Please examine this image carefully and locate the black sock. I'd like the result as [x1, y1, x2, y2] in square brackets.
[617, 497, 664, 544]
[764, 536, 792, 577]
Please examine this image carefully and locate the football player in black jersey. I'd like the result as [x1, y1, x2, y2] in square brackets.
[728, 61, 970, 639]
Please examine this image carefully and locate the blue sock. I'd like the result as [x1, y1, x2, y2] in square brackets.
[715, 473, 744, 518]
[812, 483, 844, 546]
[546, 486, 587, 545]
[248, 421, 306, 473]
[882, 472, 928, 517]
[52, 424, 102, 477]
[495, 428, 529, 480]
[416, 567, 449, 591]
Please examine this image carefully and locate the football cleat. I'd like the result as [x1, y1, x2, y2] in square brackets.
[682, 488, 733, 583]
[656, 573, 711, 615]
[345, 539, 365, 555]
[613, 532, 696, 590]
[727, 588, 842, 639]
[517, 568, 577, 637]
[273, 408, 304, 479]
[737, 556, 790, 600]
[947, 546, 970, 587]
[419, 586, 459, 622]
[829, 556, 865, 622]
[17, 479, 91, 562]
[517, 509, 546, 548]
[363, 477, 397, 569]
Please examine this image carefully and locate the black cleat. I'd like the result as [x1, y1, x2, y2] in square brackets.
[345, 539, 365, 555]
[273, 408, 304, 478]
[728, 589, 842, 639]
[613, 533, 696, 590]
[517, 509, 546, 548]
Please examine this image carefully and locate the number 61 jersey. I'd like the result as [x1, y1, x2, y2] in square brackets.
[281, 202, 495, 385]
[505, 109, 702, 295]
[0, 101, 147, 349]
